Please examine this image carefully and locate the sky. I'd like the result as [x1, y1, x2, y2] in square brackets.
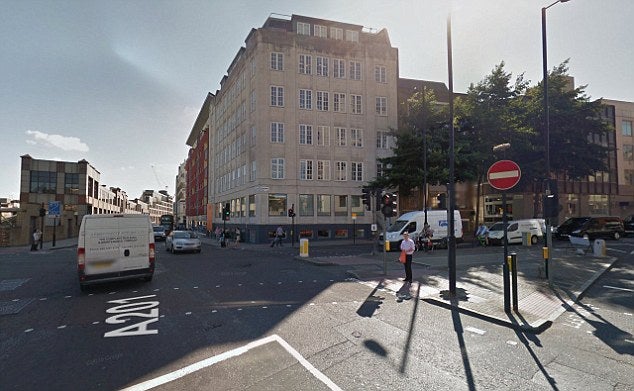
[1, 0, 632, 201]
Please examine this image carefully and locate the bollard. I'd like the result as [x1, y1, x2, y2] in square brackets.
[503, 255, 511, 314]
[542, 246, 549, 279]
[593, 239, 606, 257]
[510, 252, 518, 313]
[299, 238, 309, 258]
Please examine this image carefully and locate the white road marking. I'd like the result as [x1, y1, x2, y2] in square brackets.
[121, 334, 342, 391]
[24, 329, 33, 333]
[603, 285, 634, 292]
[57, 325, 67, 329]
[624, 313, 632, 316]
[625, 339, 634, 344]
[506, 340, 517, 346]
[465, 326, 486, 335]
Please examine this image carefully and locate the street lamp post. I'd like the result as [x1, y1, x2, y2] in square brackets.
[542, 0, 570, 284]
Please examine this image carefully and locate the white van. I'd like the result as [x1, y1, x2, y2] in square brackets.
[487, 219, 544, 245]
[384, 210, 463, 251]
[77, 214, 155, 291]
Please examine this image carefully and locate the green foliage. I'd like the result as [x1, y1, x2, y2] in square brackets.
[377, 61, 613, 196]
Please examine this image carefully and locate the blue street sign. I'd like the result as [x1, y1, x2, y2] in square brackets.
[48, 201, 61, 217]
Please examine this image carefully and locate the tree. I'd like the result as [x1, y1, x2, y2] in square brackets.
[370, 87, 447, 196]
[455, 62, 528, 223]
[516, 60, 612, 183]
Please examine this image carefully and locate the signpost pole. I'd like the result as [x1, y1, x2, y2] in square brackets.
[487, 159, 521, 315]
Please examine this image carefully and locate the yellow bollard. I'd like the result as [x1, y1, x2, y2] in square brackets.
[299, 238, 309, 258]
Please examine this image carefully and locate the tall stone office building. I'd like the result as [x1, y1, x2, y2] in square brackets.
[189, 14, 399, 243]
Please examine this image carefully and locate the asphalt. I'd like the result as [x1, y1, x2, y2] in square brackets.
[1, 235, 617, 334]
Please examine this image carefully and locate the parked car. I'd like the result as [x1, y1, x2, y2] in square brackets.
[153, 226, 167, 241]
[623, 215, 634, 237]
[165, 230, 201, 253]
[487, 219, 544, 245]
[569, 216, 625, 241]
[554, 217, 591, 240]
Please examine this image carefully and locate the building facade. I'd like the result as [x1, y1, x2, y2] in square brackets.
[190, 14, 399, 243]
[175, 160, 187, 228]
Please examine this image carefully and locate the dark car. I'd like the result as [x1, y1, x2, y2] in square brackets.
[622, 215, 634, 237]
[570, 216, 625, 241]
[554, 217, 590, 240]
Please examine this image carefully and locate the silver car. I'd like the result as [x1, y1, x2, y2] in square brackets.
[165, 230, 201, 253]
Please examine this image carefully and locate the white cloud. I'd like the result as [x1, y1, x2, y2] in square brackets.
[25, 130, 89, 152]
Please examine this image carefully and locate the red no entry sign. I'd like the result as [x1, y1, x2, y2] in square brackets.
[487, 160, 521, 191]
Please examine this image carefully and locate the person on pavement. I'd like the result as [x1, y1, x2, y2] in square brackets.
[400, 231, 416, 283]
[475, 223, 489, 246]
[271, 226, 284, 247]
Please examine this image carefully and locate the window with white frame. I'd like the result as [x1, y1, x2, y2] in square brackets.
[376, 162, 384, 178]
[270, 86, 284, 106]
[271, 122, 284, 143]
[351, 162, 363, 181]
[299, 89, 312, 110]
[333, 59, 345, 78]
[623, 120, 633, 136]
[335, 127, 347, 146]
[299, 124, 313, 145]
[314, 24, 327, 37]
[300, 160, 314, 180]
[317, 160, 331, 180]
[250, 90, 256, 112]
[375, 96, 387, 116]
[317, 126, 330, 146]
[297, 22, 310, 35]
[316, 91, 329, 111]
[375, 65, 386, 83]
[335, 195, 348, 216]
[345, 30, 359, 42]
[335, 161, 347, 181]
[624, 144, 634, 161]
[333, 93, 346, 112]
[271, 52, 283, 70]
[251, 126, 256, 146]
[377, 131, 389, 149]
[251, 161, 256, 181]
[350, 94, 362, 114]
[330, 27, 343, 40]
[299, 194, 314, 216]
[316, 56, 328, 76]
[271, 158, 285, 179]
[299, 54, 312, 74]
[351, 128, 363, 147]
[349, 61, 362, 80]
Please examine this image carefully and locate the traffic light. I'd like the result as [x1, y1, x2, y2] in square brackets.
[222, 203, 230, 221]
[543, 179, 559, 219]
[543, 194, 559, 218]
[375, 191, 383, 211]
[288, 204, 296, 218]
[381, 193, 397, 218]
[361, 187, 371, 210]
[437, 193, 447, 209]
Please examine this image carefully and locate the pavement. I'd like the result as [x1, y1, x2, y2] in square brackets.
[1, 235, 617, 334]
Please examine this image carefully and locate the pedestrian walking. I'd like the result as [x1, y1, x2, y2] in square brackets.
[271, 226, 284, 247]
[31, 229, 40, 251]
[234, 227, 241, 249]
[400, 231, 415, 283]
